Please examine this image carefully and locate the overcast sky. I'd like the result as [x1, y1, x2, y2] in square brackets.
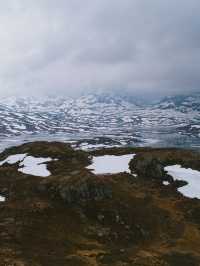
[0, 0, 199, 98]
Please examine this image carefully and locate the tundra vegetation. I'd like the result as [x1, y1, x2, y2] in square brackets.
[0, 141, 200, 266]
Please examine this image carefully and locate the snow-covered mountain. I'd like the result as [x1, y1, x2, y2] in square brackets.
[0, 92, 199, 150]
[0, 93, 137, 136]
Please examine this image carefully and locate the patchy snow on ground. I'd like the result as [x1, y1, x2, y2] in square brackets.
[0, 195, 5, 202]
[0, 154, 27, 166]
[19, 156, 54, 177]
[87, 154, 136, 174]
[0, 153, 55, 177]
[78, 143, 120, 151]
[165, 165, 200, 199]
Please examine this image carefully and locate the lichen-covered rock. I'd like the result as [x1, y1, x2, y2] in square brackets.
[58, 178, 112, 203]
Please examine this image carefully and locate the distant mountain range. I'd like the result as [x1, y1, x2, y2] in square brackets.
[155, 93, 200, 112]
[0, 92, 199, 149]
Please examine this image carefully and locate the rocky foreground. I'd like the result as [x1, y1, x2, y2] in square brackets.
[0, 142, 200, 266]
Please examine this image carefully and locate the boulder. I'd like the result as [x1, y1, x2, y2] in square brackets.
[130, 154, 166, 181]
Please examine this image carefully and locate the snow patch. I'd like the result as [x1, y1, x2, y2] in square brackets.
[163, 181, 170, 186]
[0, 154, 56, 177]
[0, 195, 5, 202]
[165, 165, 200, 199]
[87, 154, 136, 174]
[0, 154, 27, 166]
[19, 156, 54, 177]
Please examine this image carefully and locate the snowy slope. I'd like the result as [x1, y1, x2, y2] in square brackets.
[0, 93, 199, 148]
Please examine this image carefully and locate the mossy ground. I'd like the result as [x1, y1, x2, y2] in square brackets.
[0, 142, 200, 265]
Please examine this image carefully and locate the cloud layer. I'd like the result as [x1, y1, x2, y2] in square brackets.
[0, 0, 199, 97]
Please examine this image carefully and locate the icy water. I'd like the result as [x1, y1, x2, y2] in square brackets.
[0, 127, 199, 152]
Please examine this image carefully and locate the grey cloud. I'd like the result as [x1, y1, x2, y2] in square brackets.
[0, 0, 199, 98]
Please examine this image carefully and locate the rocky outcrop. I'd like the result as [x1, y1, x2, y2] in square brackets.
[57, 178, 112, 204]
[130, 154, 167, 181]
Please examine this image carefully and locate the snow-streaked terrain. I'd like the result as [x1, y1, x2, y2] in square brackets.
[0, 93, 199, 150]
[87, 154, 135, 174]
[165, 165, 200, 199]
[0, 154, 55, 177]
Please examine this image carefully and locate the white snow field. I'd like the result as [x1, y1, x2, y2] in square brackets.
[165, 165, 200, 199]
[87, 154, 136, 174]
[0, 154, 56, 177]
